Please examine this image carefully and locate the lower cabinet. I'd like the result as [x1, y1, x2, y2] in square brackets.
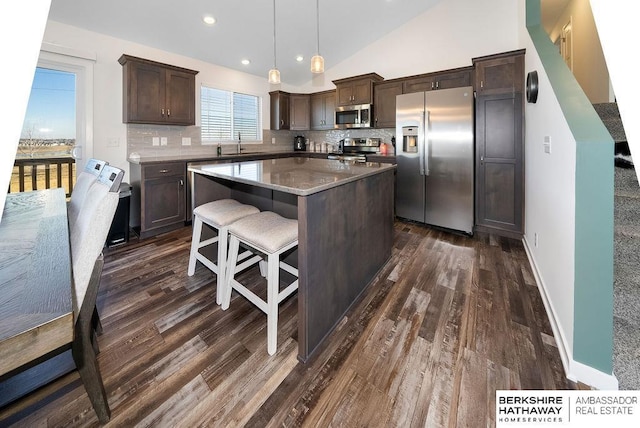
[130, 161, 186, 238]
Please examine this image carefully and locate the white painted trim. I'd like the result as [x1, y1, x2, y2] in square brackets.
[40, 42, 96, 62]
[522, 236, 619, 391]
[36, 50, 95, 171]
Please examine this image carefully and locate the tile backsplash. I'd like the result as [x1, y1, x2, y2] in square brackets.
[127, 124, 396, 158]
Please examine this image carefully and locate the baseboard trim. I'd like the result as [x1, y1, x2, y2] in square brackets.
[522, 236, 619, 390]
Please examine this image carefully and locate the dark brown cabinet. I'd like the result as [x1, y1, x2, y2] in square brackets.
[290, 94, 310, 131]
[333, 73, 383, 106]
[402, 67, 473, 93]
[473, 50, 525, 238]
[474, 50, 525, 95]
[119, 55, 198, 126]
[130, 161, 186, 239]
[310, 90, 336, 130]
[373, 81, 402, 128]
[269, 90, 290, 130]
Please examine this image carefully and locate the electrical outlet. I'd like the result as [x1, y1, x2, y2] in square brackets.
[107, 137, 119, 147]
[544, 136, 551, 154]
[534, 233, 539, 248]
[182, 137, 191, 146]
[152, 137, 160, 146]
[160, 137, 168, 146]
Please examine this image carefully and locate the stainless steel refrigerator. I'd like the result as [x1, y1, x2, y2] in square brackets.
[395, 86, 474, 234]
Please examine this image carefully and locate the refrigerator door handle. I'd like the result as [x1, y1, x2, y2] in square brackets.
[418, 113, 426, 176]
[424, 110, 430, 176]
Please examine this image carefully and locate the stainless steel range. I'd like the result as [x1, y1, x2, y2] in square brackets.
[327, 138, 380, 162]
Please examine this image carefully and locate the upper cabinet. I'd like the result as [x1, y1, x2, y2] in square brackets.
[310, 90, 336, 130]
[290, 94, 310, 131]
[119, 55, 198, 126]
[473, 50, 525, 95]
[333, 73, 383, 106]
[270, 90, 290, 130]
[373, 81, 402, 129]
[402, 67, 473, 94]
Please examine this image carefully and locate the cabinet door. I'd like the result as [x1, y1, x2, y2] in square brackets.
[336, 84, 354, 106]
[475, 55, 524, 95]
[402, 75, 436, 93]
[290, 94, 310, 130]
[475, 92, 523, 234]
[127, 61, 165, 123]
[143, 174, 186, 231]
[165, 69, 196, 125]
[270, 91, 290, 130]
[433, 70, 472, 90]
[374, 82, 403, 128]
[352, 80, 372, 104]
[311, 91, 335, 130]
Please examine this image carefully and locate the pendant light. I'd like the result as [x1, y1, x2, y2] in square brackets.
[268, 0, 281, 84]
[310, 0, 324, 73]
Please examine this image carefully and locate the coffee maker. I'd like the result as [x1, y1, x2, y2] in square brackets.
[294, 136, 306, 151]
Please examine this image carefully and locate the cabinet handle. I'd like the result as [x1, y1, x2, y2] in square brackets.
[480, 156, 484, 165]
[159, 169, 170, 174]
[280, 119, 284, 126]
[167, 109, 171, 117]
[179, 179, 184, 186]
[431, 82, 434, 90]
[436, 81, 439, 89]
[480, 80, 484, 89]
[161, 108, 165, 116]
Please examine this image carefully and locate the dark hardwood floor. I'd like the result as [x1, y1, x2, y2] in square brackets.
[0, 221, 583, 427]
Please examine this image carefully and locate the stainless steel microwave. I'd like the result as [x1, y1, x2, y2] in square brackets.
[335, 104, 372, 129]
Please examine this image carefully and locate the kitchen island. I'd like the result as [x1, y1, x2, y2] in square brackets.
[189, 157, 395, 362]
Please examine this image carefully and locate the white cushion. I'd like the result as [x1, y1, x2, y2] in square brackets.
[194, 199, 259, 227]
[228, 211, 298, 254]
[69, 181, 119, 317]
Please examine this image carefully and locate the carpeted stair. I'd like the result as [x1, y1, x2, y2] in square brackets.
[593, 102, 633, 168]
[613, 165, 640, 389]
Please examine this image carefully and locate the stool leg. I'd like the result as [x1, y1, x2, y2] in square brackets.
[266, 252, 280, 355]
[216, 226, 228, 305]
[221, 236, 240, 310]
[187, 215, 203, 276]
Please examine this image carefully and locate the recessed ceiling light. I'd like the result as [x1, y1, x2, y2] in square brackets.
[241, 59, 250, 65]
[296, 55, 304, 62]
[203, 15, 216, 25]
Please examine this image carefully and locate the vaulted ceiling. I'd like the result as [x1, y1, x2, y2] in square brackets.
[47, 0, 442, 86]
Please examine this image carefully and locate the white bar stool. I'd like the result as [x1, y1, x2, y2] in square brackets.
[221, 211, 298, 355]
[188, 199, 260, 304]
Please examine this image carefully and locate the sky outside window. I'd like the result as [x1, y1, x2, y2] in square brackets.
[21, 67, 76, 140]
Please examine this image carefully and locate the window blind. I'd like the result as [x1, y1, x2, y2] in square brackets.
[201, 86, 261, 143]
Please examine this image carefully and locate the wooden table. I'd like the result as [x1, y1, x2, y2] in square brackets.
[189, 157, 395, 362]
[0, 188, 74, 377]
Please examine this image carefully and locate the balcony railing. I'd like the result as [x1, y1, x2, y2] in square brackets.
[9, 157, 76, 197]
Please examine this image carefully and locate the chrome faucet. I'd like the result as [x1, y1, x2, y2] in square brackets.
[237, 132, 242, 154]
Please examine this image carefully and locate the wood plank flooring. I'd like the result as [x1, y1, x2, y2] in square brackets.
[0, 221, 584, 427]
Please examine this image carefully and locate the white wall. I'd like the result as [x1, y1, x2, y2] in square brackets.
[520, 37, 577, 364]
[300, 0, 520, 92]
[0, 1, 51, 221]
[42, 20, 285, 179]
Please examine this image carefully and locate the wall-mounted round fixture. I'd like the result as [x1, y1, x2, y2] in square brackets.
[203, 15, 216, 25]
[241, 59, 250, 65]
[296, 55, 304, 62]
[526, 70, 539, 103]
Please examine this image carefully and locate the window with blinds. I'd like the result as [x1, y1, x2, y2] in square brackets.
[201, 86, 262, 144]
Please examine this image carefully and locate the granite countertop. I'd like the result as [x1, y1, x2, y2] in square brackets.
[128, 150, 395, 165]
[188, 157, 396, 196]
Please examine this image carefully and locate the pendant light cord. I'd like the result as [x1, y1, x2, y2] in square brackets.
[316, 0, 320, 55]
[273, 0, 277, 68]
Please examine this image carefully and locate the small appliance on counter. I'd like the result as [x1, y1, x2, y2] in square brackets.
[294, 135, 306, 151]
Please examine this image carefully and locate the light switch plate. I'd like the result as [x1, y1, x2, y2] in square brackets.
[544, 136, 551, 154]
[182, 137, 191, 146]
[152, 137, 160, 146]
[161, 137, 168, 146]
